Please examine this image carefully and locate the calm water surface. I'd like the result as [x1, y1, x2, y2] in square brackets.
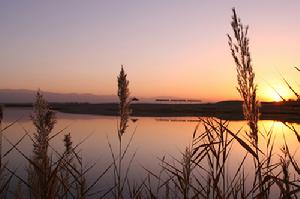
[1, 108, 300, 196]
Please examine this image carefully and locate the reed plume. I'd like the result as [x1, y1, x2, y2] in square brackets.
[31, 91, 56, 161]
[228, 8, 266, 198]
[227, 8, 260, 145]
[163, 146, 194, 199]
[115, 65, 131, 199]
[118, 65, 131, 141]
[28, 91, 58, 199]
[59, 133, 73, 199]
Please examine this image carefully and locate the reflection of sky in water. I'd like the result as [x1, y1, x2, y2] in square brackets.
[1, 108, 300, 197]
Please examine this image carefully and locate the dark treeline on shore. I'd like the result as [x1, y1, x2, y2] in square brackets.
[4, 100, 300, 122]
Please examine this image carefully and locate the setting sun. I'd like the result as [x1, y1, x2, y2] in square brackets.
[269, 92, 282, 102]
[260, 84, 295, 102]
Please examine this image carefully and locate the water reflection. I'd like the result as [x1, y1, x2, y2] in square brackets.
[1, 108, 300, 197]
[156, 118, 202, 122]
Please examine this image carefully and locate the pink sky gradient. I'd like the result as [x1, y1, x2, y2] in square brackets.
[1, 1, 300, 102]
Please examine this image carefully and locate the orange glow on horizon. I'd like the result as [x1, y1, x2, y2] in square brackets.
[259, 84, 296, 102]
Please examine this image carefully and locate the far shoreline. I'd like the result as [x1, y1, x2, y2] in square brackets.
[2, 100, 300, 123]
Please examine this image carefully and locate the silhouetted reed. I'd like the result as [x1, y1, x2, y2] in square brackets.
[227, 7, 268, 198]
[26, 92, 91, 199]
[0, 105, 3, 167]
[228, 8, 260, 146]
[114, 65, 133, 199]
[27, 91, 59, 198]
[0, 105, 8, 198]
[118, 65, 131, 141]
[162, 146, 194, 199]
[59, 133, 74, 198]
[0, 93, 106, 198]
[281, 75, 300, 100]
[226, 8, 300, 198]
[0, 106, 14, 198]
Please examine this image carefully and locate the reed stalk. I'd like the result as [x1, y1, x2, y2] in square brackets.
[0, 105, 5, 198]
[0, 106, 3, 168]
[116, 65, 131, 199]
[60, 133, 73, 199]
[28, 91, 58, 199]
[228, 8, 266, 197]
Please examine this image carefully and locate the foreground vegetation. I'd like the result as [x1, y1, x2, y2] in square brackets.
[1, 8, 300, 199]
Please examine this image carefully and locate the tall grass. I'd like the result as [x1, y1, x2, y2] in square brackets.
[114, 65, 132, 199]
[227, 7, 267, 197]
[8, 91, 90, 199]
[227, 8, 300, 198]
[228, 8, 259, 146]
[0, 106, 13, 198]
[27, 91, 59, 198]
[0, 105, 2, 166]
[0, 105, 6, 197]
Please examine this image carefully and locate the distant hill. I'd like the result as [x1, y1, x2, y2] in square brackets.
[0, 89, 207, 104]
[0, 89, 118, 103]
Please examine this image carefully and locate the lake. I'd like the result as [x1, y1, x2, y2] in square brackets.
[1, 107, 300, 197]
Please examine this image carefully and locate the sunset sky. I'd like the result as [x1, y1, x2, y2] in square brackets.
[1, 1, 300, 102]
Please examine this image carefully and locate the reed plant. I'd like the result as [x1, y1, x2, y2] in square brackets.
[162, 146, 194, 199]
[0, 106, 14, 198]
[0, 90, 112, 198]
[227, 8, 267, 198]
[195, 118, 254, 198]
[27, 91, 60, 198]
[116, 65, 130, 199]
[227, 8, 300, 198]
[0, 105, 8, 198]
[59, 133, 76, 199]
[227, 8, 260, 147]
[0, 105, 2, 166]
[107, 65, 134, 199]
[27, 92, 91, 199]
